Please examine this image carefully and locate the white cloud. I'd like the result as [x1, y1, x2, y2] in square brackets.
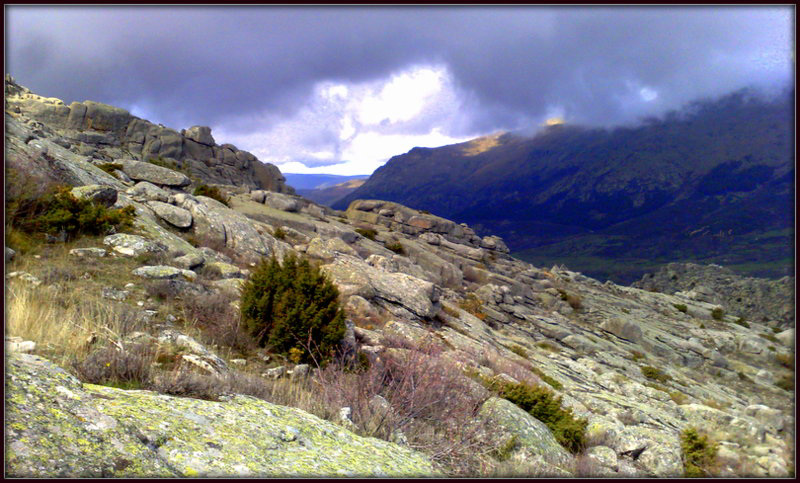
[357, 68, 444, 125]
[639, 87, 658, 102]
[215, 64, 478, 176]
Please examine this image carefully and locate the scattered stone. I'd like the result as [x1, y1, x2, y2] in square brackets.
[339, 407, 356, 430]
[230, 359, 247, 366]
[290, 364, 310, 380]
[131, 265, 195, 281]
[5, 246, 16, 262]
[744, 404, 785, 433]
[775, 328, 794, 348]
[264, 366, 287, 379]
[6, 336, 36, 353]
[103, 233, 167, 257]
[262, 192, 300, 212]
[69, 247, 107, 258]
[250, 190, 267, 203]
[173, 253, 205, 270]
[7, 271, 42, 286]
[203, 261, 245, 279]
[587, 445, 618, 469]
[147, 201, 192, 228]
[102, 287, 129, 301]
[126, 181, 170, 202]
[210, 278, 245, 296]
[70, 185, 118, 207]
[119, 159, 190, 187]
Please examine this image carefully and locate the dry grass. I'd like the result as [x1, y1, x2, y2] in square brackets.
[7, 280, 146, 368]
[181, 291, 254, 355]
[285, 345, 500, 476]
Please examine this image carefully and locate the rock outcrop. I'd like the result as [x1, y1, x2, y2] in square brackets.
[4, 75, 292, 193]
[634, 262, 794, 329]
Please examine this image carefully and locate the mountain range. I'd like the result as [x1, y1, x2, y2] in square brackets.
[334, 88, 794, 283]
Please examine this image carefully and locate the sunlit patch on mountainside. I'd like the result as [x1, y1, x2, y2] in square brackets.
[461, 132, 506, 156]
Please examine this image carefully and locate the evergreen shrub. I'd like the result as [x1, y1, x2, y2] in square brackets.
[239, 253, 346, 364]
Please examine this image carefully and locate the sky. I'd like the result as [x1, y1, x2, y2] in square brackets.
[6, 6, 793, 175]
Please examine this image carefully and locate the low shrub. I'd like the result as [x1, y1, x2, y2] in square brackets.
[385, 241, 405, 255]
[673, 303, 688, 313]
[71, 343, 155, 390]
[151, 370, 223, 401]
[759, 333, 779, 343]
[733, 317, 750, 328]
[183, 292, 254, 354]
[536, 341, 560, 353]
[630, 350, 646, 362]
[681, 427, 717, 477]
[39, 266, 80, 285]
[7, 184, 135, 242]
[710, 308, 724, 321]
[441, 304, 460, 318]
[193, 184, 229, 206]
[459, 293, 487, 321]
[355, 228, 377, 240]
[641, 365, 672, 384]
[148, 156, 188, 174]
[496, 381, 587, 453]
[478, 352, 541, 388]
[313, 346, 493, 475]
[272, 226, 287, 240]
[529, 366, 563, 390]
[558, 291, 582, 310]
[776, 374, 794, 392]
[776, 353, 794, 371]
[509, 344, 528, 358]
[669, 391, 688, 405]
[737, 371, 753, 383]
[239, 253, 346, 365]
[703, 399, 728, 410]
[644, 382, 668, 394]
[97, 162, 123, 175]
[491, 435, 518, 462]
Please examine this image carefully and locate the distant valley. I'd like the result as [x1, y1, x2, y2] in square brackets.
[285, 173, 367, 206]
[334, 88, 794, 283]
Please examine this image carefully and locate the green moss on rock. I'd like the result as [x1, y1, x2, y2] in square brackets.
[6, 353, 435, 477]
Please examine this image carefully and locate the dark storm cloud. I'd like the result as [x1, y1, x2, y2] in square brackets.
[6, 6, 792, 133]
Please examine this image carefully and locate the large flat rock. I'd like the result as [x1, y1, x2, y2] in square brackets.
[120, 159, 190, 187]
[6, 353, 435, 477]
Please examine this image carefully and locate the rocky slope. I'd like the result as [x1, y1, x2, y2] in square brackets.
[634, 262, 795, 329]
[5, 80, 795, 477]
[334, 88, 794, 283]
[4, 75, 292, 193]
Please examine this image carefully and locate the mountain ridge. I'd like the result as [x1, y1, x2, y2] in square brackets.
[335, 88, 794, 283]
